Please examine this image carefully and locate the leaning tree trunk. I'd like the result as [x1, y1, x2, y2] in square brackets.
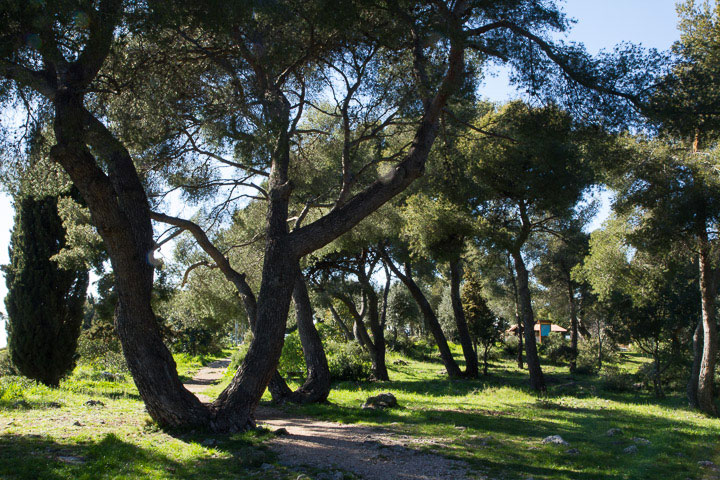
[334, 291, 387, 380]
[359, 266, 390, 381]
[268, 273, 331, 403]
[697, 240, 718, 416]
[384, 256, 462, 378]
[511, 250, 546, 392]
[688, 318, 703, 408]
[53, 94, 209, 428]
[449, 259, 478, 378]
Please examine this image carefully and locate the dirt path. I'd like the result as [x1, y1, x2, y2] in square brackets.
[184, 361, 475, 479]
[183, 358, 231, 403]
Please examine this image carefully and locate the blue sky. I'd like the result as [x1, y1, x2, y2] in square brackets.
[0, 0, 683, 348]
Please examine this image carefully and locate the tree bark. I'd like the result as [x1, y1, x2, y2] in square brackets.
[508, 256, 523, 369]
[383, 255, 462, 378]
[329, 304, 354, 341]
[53, 92, 209, 428]
[697, 240, 718, 415]
[449, 259, 478, 378]
[268, 273, 331, 403]
[511, 250, 546, 392]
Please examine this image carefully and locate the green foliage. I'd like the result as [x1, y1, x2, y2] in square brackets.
[462, 272, 504, 350]
[538, 335, 575, 365]
[324, 340, 373, 382]
[4, 194, 89, 387]
[0, 349, 17, 376]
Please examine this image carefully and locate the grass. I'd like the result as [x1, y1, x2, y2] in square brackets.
[2, 345, 720, 479]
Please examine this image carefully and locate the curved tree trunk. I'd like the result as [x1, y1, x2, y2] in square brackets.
[53, 93, 210, 428]
[449, 259, 478, 378]
[383, 255, 462, 378]
[511, 250, 546, 392]
[697, 242, 718, 416]
[268, 273, 331, 403]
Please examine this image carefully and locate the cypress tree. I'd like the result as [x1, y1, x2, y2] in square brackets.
[4, 194, 89, 387]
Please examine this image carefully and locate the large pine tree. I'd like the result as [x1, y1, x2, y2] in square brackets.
[4, 194, 89, 387]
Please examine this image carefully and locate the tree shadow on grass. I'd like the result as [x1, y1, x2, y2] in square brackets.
[0, 431, 277, 480]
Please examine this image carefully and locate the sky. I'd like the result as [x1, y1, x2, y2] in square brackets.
[0, 0, 683, 348]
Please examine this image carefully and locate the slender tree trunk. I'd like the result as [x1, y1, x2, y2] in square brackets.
[450, 259, 478, 378]
[329, 304, 354, 341]
[567, 279, 579, 373]
[359, 270, 389, 381]
[508, 257, 523, 369]
[652, 342, 664, 398]
[688, 318, 703, 408]
[383, 255, 462, 378]
[511, 251, 546, 392]
[268, 273, 331, 403]
[697, 240, 718, 415]
[483, 344, 489, 376]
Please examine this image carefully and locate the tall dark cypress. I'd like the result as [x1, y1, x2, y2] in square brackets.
[4, 195, 89, 387]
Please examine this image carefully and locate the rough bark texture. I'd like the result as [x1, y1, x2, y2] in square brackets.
[449, 259, 478, 378]
[53, 91, 209, 428]
[511, 251, 546, 392]
[509, 259, 523, 369]
[384, 255, 462, 378]
[268, 274, 331, 403]
[697, 242, 718, 416]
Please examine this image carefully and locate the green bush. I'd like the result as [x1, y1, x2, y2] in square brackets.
[539, 335, 575, 365]
[600, 365, 636, 392]
[502, 335, 520, 359]
[76, 330, 128, 373]
[325, 340, 372, 382]
[0, 349, 18, 376]
[228, 331, 306, 378]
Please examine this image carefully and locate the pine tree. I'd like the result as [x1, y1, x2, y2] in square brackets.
[462, 273, 503, 376]
[4, 195, 89, 387]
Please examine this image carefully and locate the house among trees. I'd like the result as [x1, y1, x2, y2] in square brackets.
[507, 321, 568, 345]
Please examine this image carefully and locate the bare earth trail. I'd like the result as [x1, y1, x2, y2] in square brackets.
[184, 359, 476, 479]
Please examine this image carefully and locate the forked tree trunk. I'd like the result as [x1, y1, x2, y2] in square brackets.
[268, 274, 331, 403]
[383, 256, 463, 378]
[697, 241, 718, 416]
[511, 250, 546, 392]
[449, 259, 478, 378]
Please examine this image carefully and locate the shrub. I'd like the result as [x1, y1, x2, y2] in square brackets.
[76, 329, 128, 373]
[228, 331, 306, 379]
[600, 365, 636, 392]
[502, 335, 520, 359]
[539, 335, 575, 365]
[0, 349, 18, 376]
[325, 340, 372, 382]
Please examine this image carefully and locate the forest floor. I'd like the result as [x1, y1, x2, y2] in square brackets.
[1, 346, 720, 480]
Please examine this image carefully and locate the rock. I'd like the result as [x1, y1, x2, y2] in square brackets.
[699, 460, 716, 468]
[201, 438, 217, 447]
[542, 435, 569, 446]
[606, 428, 623, 436]
[57, 455, 86, 465]
[84, 400, 105, 407]
[633, 437, 651, 445]
[361, 392, 398, 410]
[46, 402, 62, 408]
[274, 427, 289, 436]
[72, 421, 83, 427]
[623, 445, 638, 454]
[392, 359, 409, 366]
[566, 448, 580, 455]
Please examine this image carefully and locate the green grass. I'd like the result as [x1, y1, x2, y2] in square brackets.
[2, 346, 719, 479]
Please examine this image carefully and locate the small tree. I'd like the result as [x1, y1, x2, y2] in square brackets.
[4, 194, 89, 387]
[462, 272, 503, 375]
